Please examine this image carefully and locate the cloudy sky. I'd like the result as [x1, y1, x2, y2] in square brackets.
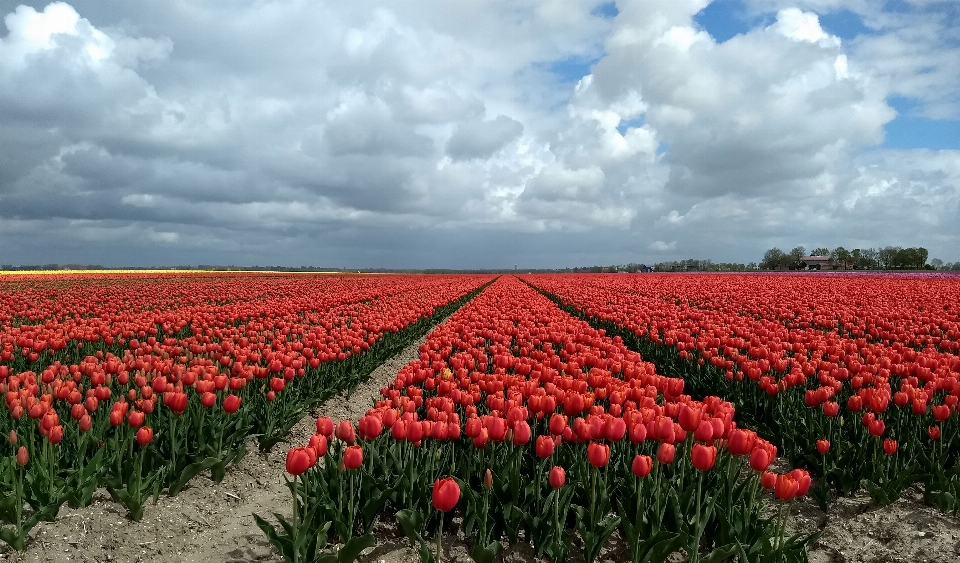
[1, 0, 958, 269]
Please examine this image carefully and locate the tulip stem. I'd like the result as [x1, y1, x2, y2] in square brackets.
[436, 513, 443, 563]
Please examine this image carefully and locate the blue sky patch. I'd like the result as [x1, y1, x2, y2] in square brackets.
[694, 0, 774, 43]
[591, 2, 618, 19]
[882, 96, 960, 150]
[819, 9, 872, 40]
[545, 55, 599, 84]
[617, 117, 645, 136]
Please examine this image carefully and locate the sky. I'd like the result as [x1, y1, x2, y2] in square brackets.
[0, 0, 958, 269]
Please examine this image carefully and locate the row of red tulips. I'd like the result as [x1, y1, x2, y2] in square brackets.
[521, 273, 960, 512]
[269, 276, 816, 563]
[0, 273, 493, 551]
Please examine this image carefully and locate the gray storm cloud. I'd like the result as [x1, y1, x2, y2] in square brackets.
[0, 0, 958, 268]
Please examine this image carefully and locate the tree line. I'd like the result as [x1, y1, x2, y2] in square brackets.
[758, 246, 960, 271]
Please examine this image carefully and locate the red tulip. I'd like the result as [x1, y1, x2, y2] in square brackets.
[8, 430, 16, 445]
[432, 477, 460, 512]
[632, 454, 652, 478]
[694, 420, 714, 443]
[822, 401, 839, 417]
[549, 466, 566, 489]
[136, 427, 153, 446]
[549, 413, 567, 435]
[749, 447, 772, 472]
[316, 417, 334, 437]
[587, 442, 610, 468]
[727, 429, 752, 456]
[343, 445, 363, 469]
[536, 435, 555, 458]
[775, 474, 799, 501]
[679, 404, 702, 432]
[223, 394, 241, 414]
[309, 433, 328, 457]
[336, 420, 356, 445]
[629, 422, 647, 444]
[691, 444, 717, 471]
[816, 439, 830, 455]
[201, 392, 217, 408]
[657, 442, 676, 465]
[760, 471, 777, 489]
[883, 438, 898, 456]
[605, 417, 626, 441]
[16, 446, 28, 466]
[483, 469, 493, 489]
[285, 447, 315, 476]
[513, 421, 531, 446]
[928, 426, 941, 440]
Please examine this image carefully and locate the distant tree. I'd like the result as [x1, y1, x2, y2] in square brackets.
[878, 246, 900, 269]
[831, 247, 851, 270]
[931, 258, 944, 270]
[785, 246, 804, 270]
[761, 248, 785, 270]
[811, 247, 830, 257]
[916, 247, 929, 269]
[861, 247, 880, 269]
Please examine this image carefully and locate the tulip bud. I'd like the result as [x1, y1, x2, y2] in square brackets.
[816, 439, 830, 455]
[16, 446, 28, 466]
[483, 469, 493, 489]
[8, 430, 16, 445]
[549, 465, 565, 489]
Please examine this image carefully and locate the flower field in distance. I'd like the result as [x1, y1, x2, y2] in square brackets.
[2, 272, 959, 562]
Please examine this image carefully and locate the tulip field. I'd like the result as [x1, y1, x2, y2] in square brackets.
[1, 272, 959, 562]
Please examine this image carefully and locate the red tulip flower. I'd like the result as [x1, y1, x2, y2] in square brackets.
[136, 427, 153, 446]
[432, 477, 460, 512]
[928, 426, 941, 440]
[775, 474, 799, 501]
[883, 438, 898, 456]
[691, 444, 717, 471]
[513, 421, 532, 446]
[336, 420, 356, 445]
[760, 471, 777, 490]
[657, 442, 676, 465]
[285, 447, 315, 476]
[316, 417, 334, 437]
[223, 394, 241, 414]
[343, 445, 363, 470]
[309, 433, 328, 457]
[632, 454, 653, 478]
[536, 435, 555, 458]
[549, 466, 566, 489]
[16, 446, 28, 466]
[587, 442, 610, 468]
[816, 439, 830, 455]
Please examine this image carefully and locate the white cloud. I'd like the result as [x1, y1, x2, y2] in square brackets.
[648, 240, 678, 252]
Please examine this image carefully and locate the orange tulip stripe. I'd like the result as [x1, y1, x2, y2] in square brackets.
[280, 276, 814, 563]
[523, 273, 960, 514]
[0, 272, 492, 550]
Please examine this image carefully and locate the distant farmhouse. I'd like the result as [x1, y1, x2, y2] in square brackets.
[799, 255, 838, 271]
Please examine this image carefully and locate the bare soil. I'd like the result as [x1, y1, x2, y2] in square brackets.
[2, 318, 959, 563]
